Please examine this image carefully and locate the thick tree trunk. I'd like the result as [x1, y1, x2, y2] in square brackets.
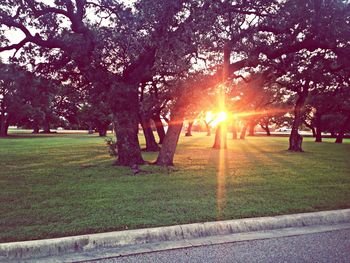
[152, 113, 166, 144]
[113, 89, 144, 166]
[289, 89, 308, 152]
[315, 113, 322, 143]
[204, 121, 211, 136]
[212, 43, 229, 148]
[185, 121, 193, 136]
[248, 121, 255, 136]
[289, 129, 303, 151]
[140, 114, 160, 152]
[98, 129, 107, 136]
[98, 123, 109, 137]
[335, 115, 350, 144]
[156, 114, 183, 166]
[240, 124, 248, 140]
[213, 123, 227, 149]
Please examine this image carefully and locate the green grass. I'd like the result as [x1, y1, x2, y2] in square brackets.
[0, 132, 349, 243]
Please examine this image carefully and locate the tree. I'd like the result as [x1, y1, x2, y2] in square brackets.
[0, 63, 54, 136]
[156, 73, 217, 166]
[0, 0, 200, 165]
[78, 102, 111, 137]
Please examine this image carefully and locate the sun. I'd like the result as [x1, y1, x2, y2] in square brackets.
[206, 111, 229, 127]
[216, 111, 228, 123]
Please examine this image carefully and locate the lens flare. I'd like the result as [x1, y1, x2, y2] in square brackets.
[209, 111, 229, 127]
[217, 111, 228, 123]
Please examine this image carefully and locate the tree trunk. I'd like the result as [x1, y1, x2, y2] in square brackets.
[232, 122, 237, 139]
[212, 42, 229, 148]
[140, 114, 160, 152]
[113, 89, 144, 166]
[304, 121, 316, 137]
[0, 117, 9, 137]
[248, 121, 255, 136]
[185, 121, 193, 136]
[98, 123, 109, 137]
[156, 113, 183, 166]
[289, 88, 308, 152]
[266, 126, 271, 136]
[315, 113, 322, 143]
[152, 113, 166, 144]
[335, 115, 350, 144]
[213, 123, 227, 149]
[204, 121, 211, 136]
[240, 124, 248, 140]
[32, 125, 40, 134]
[260, 123, 271, 136]
[43, 116, 51, 133]
[335, 132, 344, 143]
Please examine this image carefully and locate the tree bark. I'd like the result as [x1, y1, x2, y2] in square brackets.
[248, 121, 255, 136]
[185, 121, 193, 136]
[98, 123, 109, 137]
[140, 114, 160, 152]
[240, 124, 248, 140]
[289, 88, 308, 152]
[213, 123, 227, 149]
[43, 116, 51, 133]
[113, 89, 144, 166]
[156, 113, 183, 166]
[315, 113, 322, 143]
[212, 42, 230, 148]
[152, 113, 166, 144]
[335, 115, 350, 144]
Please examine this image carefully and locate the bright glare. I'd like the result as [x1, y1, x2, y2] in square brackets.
[207, 111, 228, 127]
[217, 111, 228, 123]
[205, 111, 214, 123]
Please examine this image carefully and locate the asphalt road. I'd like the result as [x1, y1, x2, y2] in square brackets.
[93, 229, 350, 263]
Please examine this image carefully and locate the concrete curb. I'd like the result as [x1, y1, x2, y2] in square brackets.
[1, 209, 350, 261]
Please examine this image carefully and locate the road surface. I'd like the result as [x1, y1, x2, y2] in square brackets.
[92, 228, 350, 263]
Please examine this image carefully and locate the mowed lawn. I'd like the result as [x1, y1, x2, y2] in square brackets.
[0, 132, 349, 242]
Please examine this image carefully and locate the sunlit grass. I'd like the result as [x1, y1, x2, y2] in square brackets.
[0, 132, 349, 242]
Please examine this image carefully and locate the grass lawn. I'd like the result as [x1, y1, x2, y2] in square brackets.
[0, 132, 349, 242]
